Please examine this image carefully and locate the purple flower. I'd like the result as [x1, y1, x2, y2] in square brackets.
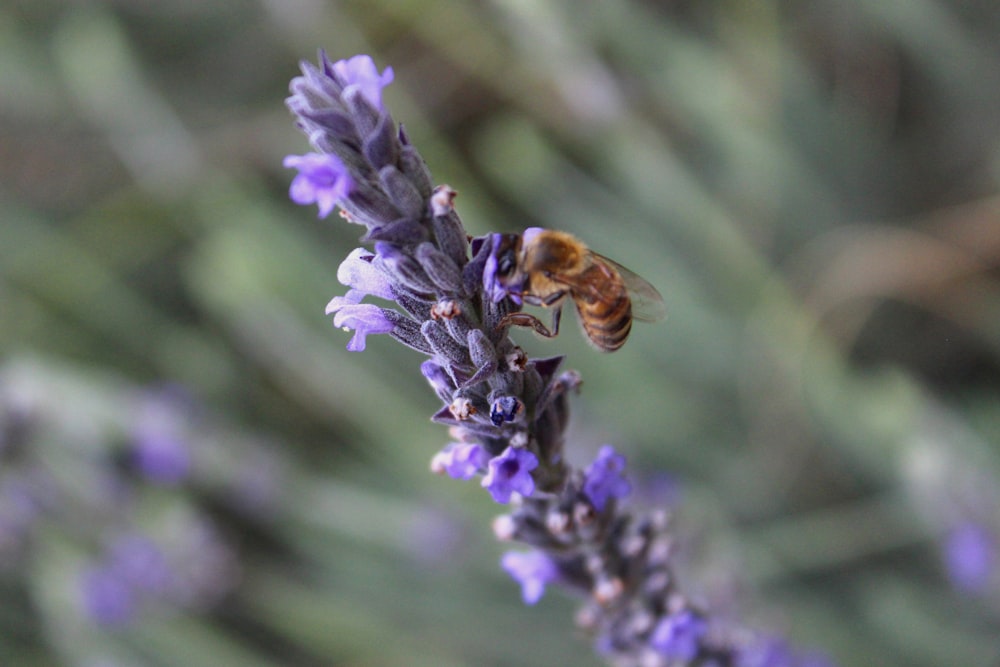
[336, 248, 394, 302]
[944, 521, 996, 594]
[431, 443, 491, 480]
[583, 445, 631, 511]
[325, 248, 396, 315]
[108, 533, 173, 594]
[79, 566, 136, 627]
[501, 550, 560, 604]
[331, 54, 394, 110]
[325, 302, 395, 351]
[283, 152, 353, 218]
[131, 390, 192, 485]
[650, 610, 707, 661]
[482, 447, 538, 503]
[737, 642, 792, 667]
[736, 635, 836, 667]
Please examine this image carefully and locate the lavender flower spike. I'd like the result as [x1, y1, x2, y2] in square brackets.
[286, 51, 836, 667]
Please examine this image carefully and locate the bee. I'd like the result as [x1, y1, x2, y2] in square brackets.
[492, 229, 666, 352]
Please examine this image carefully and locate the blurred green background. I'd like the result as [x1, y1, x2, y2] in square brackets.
[2, 1, 999, 666]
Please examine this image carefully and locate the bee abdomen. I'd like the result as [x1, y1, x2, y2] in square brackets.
[578, 295, 632, 352]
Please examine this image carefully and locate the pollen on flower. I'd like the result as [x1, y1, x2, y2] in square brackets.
[505, 347, 529, 372]
[594, 576, 624, 605]
[430, 300, 461, 321]
[573, 501, 597, 528]
[430, 184, 457, 216]
[449, 397, 476, 420]
[546, 510, 571, 536]
[509, 431, 529, 448]
[492, 514, 517, 541]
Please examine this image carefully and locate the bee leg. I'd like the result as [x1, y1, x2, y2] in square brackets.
[497, 306, 562, 339]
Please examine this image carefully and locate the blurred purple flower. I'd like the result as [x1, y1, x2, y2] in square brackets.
[284, 152, 353, 218]
[736, 635, 838, 667]
[331, 54, 394, 110]
[79, 566, 136, 627]
[501, 550, 560, 604]
[0, 476, 45, 563]
[431, 442, 491, 480]
[583, 445, 631, 511]
[325, 302, 395, 351]
[944, 521, 996, 594]
[650, 609, 707, 661]
[131, 390, 192, 485]
[132, 434, 190, 485]
[482, 447, 537, 504]
[108, 533, 172, 594]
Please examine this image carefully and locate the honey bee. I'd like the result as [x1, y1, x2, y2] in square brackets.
[492, 229, 666, 352]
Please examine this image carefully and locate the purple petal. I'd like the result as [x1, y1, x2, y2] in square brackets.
[108, 533, 173, 594]
[582, 445, 631, 511]
[432, 443, 491, 480]
[283, 152, 353, 218]
[482, 447, 538, 504]
[944, 521, 996, 594]
[650, 610, 707, 661]
[501, 550, 559, 605]
[337, 248, 394, 300]
[79, 566, 136, 626]
[331, 303, 395, 351]
[331, 55, 394, 110]
[131, 389, 192, 485]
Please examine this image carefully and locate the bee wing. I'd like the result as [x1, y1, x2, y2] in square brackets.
[597, 255, 667, 322]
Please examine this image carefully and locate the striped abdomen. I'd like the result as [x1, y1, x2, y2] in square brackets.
[573, 265, 633, 352]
